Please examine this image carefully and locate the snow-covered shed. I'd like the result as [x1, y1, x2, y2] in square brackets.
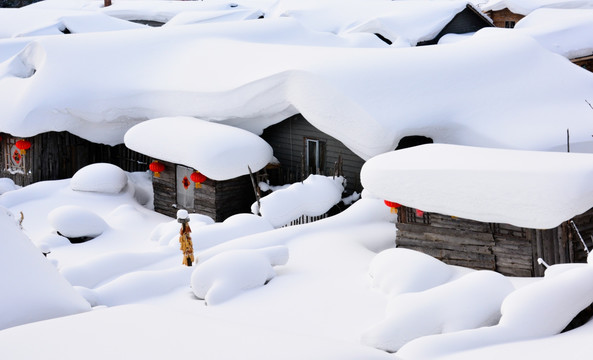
[361, 144, 593, 277]
[124, 117, 273, 221]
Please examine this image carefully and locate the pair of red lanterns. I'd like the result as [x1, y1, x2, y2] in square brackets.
[384, 200, 424, 217]
[149, 161, 207, 188]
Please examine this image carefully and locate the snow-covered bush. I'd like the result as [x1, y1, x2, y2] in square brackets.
[362, 270, 514, 352]
[48, 205, 108, 239]
[191, 246, 289, 305]
[0, 207, 90, 330]
[253, 175, 345, 228]
[70, 163, 128, 194]
[368, 248, 454, 296]
[0, 178, 18, 195]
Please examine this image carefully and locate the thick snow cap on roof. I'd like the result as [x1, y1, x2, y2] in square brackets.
[124, 116, 273, 181]
[514, 8, 593, 59]
[1, 18, 593, 158]
[361, 144, 593, 229]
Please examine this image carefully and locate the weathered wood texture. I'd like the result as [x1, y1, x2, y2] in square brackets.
[152, 159, 255, 221]
[485, 8, 525, 28]
[396, 206, 593, 277]
[418, 5, 493, 45]
[261, 114, 365, 193]
[572, 55, 593, 74]
[1, 132, 149, 187]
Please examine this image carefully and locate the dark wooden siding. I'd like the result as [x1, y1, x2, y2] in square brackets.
[261, 114, 365, 194]
[152, 159, 255, 221]
[395, 206, 593, 277]
[1, 131, 149, 187]
[418, 5, 493, 46]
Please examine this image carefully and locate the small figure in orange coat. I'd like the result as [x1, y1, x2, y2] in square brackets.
[177, 210, 195, 266]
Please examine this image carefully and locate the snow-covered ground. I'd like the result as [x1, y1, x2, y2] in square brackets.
[1, 161, 593, 359]
[3, 0, 593, 358]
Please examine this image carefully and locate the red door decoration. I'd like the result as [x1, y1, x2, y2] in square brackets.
[15, 139, 31, 155]
[384, 200, 401, 214]
[182, 176, 191, 190]
[190, 171, 207, 189]
[149, 161, 165, 177]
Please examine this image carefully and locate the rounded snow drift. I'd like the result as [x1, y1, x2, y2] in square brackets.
[48, 205, 108, 242]
[70, 163, 128, 194]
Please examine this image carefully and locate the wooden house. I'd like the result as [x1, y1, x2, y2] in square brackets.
[148, 158, 255, 221]
[483, 7, 524, 28]
[261, 114, 365, 195]
[416, 4, 494, 46]
[0, 131, 148, 187]
[395, 206, 593, 277]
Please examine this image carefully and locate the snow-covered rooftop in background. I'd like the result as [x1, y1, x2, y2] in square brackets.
[1, 16, 593, 158]
[513, 8, 593, 59]
[124, 116, 273, 180]
[361, 144, 593, 229]
[481, 0, 593, 14]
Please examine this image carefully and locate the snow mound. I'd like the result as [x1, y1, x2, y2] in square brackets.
[0, 206, 90, 330]
[362, 270, 514, 352]
[254, 175, 345, 228]
[191, 246, 289, 305]
[171, 213, 274, 250]
[396, 264, 593, 359]
[48, 205, 108, 239]
[368, 248, 454, 296]
[70, 163, 128, 194]
[0, 177, 18, 194]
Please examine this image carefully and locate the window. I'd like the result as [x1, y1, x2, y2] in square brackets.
[4, 137, 26, 174]
[504, 21, 515, 29]
[305, 138, 325, 175]
[176, 165, 195, 210]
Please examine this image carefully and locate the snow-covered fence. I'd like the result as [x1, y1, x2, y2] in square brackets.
[282, 213, 328, 227]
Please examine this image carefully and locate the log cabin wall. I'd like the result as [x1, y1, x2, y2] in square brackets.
[396, 206, 593, 277]
[1, 131, 149, 187]
[261, 114, 365, 194]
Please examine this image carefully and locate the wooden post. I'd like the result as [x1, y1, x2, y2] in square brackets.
[248, 166, 261, 216]
[104, 0, 112, 7]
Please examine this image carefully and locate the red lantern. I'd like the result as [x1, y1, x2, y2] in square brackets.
[15, 139, 31, 155]
[384, 200, 401, 214]
[190, 171, 207, 189]
[416, 209, 424, 217]
[149, 161, 165, 177]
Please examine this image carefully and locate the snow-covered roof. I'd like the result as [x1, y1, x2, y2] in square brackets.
[481, 0, 593, 15]
[513, 8, 593, 59]
[361, 144, 593, 229]
[1, 17, 593, 159]
[124, 116, 273, 180]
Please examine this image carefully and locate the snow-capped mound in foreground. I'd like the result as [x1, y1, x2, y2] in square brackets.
[48, 205, 108, 239]
[191, 246, 289, 305]
[0, 206, 90, 330]
[368, 248, 454, 296]
[70, 163, 128, 194]
[361, 144, 593, 229]
[363, 270, 514, 352]
[395, 264, 593, 359]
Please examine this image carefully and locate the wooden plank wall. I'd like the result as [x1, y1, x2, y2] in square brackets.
[1, 132, 149, 187]
[261, 114, 365, 194]
[396, 207, 593, 277]
[152, 159, 255, 222]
